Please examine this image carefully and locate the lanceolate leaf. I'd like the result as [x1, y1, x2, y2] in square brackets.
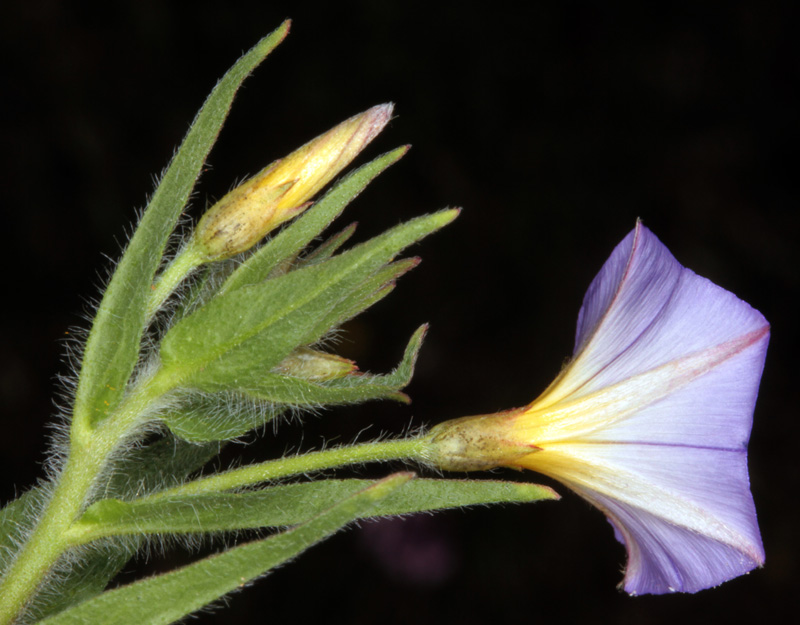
[160, 210, 458, 392]
[219, 146, 409, 295]
[24, 542, 138, 625]
[72, 22, 290, 430]
[42, 474, 413, 625]
[72, 477, 557, 541]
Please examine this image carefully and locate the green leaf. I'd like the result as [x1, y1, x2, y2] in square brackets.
[161, 395, 283, 442]
[161, 209, 458, 392]
[72, 22, 290, 430]
[371, 477, 559, 514]
[221, 324, 427, 406]
[219, 146, 408, 294]
[42, 474, 413, 625]
[72, 476, 557, 541]
[0, 434, 219, 567]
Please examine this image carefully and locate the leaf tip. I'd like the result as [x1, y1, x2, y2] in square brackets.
[534, 484, 561, 501]
[436, 207, 462, 229]
[389, 391, 412, 404]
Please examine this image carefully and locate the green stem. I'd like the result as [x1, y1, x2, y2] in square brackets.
[143, 436, 430, 502]
[146, 243, 206, 321]
[0, 371, 178, 624]
[0, 451, 102, 624]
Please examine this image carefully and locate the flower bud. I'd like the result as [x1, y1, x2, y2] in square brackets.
[194, 103, 393, 260]
[275, 347, 358, 381]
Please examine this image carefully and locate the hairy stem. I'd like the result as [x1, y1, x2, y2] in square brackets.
[143, 436, 431, 501]
[0, 371, 178, 624]
[146, 244, 206, 322]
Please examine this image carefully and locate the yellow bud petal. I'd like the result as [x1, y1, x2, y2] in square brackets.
[194, 103, 393, 260]
[268, 103, 394, 209]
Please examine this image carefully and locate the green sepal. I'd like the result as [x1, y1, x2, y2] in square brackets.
[219, 146, 409, 294]
[41, 474, 413, 625]
[71, 22, 290, 430]
[307, 256, 420, 338]
[160, 394, 283, 442]
[299, 222, 358, 266]
[160, 209, 458, 393]
[220, 324, 426, 406]
[71, 476, 557, 542]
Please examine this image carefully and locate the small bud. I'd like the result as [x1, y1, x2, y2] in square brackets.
[194, 103, 394, 260]
[275, 347, 358, 381]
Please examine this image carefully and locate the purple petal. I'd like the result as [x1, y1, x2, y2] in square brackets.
[535, 438, 764, 594]
[520, 222, 769, 594]
[590, 485, 764, 595]
[582, 327, 768, 449]
[539, 222, 768, 407]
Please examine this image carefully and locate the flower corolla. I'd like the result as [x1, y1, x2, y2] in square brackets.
[427, 222, 768, 595]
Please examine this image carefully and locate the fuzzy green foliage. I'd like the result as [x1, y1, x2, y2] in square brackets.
[0, 22, 557, 625]
[158, 210, 457, 402]
[74, 478, 558, 540]
[38, 475, 415, 625]
[71, 22, 293, 432]
[0, 437, 222, 622]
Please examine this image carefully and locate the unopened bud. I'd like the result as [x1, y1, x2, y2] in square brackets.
[275, 347, 358, 381]
[194, 104, 394, 260]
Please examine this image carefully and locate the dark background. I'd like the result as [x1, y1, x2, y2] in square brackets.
[1, 1, 797, 623]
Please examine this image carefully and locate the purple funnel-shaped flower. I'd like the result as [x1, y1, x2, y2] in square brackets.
[427, 222, 768, 594]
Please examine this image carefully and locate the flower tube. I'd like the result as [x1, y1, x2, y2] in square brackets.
[426, 222, 768, 595]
